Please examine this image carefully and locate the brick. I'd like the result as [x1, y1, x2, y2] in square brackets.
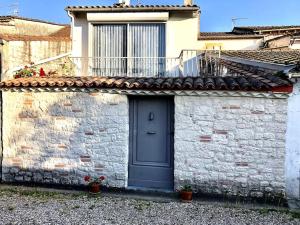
[80, 156, 91, 162]
[63, 103, 72, 106]
[89, 93, 99, 96]
[72, 109, 82, 113]
[200, 135, 212, 142]
[229, 105, 241, 109]
[235, 162, 249, 167]
[58, 144, 68, 149]
[85, 132, 94, 136]
[55, 163, 65, 168]
[251, 110, 264, 114]
[213, 130, 228, 135]
[54, 116, 66, 120]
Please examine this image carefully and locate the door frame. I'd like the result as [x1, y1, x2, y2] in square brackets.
[128, 95, 174, 190]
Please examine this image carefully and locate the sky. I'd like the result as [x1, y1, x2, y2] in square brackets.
[0, 0, 299, 32]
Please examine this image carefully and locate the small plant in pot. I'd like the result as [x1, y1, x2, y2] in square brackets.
[179, 185, 193, 202]
[84, 175, 106, 194]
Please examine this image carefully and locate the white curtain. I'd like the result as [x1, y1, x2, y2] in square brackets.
[93, 23, 165, 77]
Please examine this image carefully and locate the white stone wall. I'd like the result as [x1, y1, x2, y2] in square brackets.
[2, 92, 129, 188]
[286, 81, 300, 208]
[174, 96, 287, 198]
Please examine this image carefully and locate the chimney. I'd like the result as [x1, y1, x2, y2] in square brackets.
[184, 0, 193, 6]
[118, 0, 130, 6]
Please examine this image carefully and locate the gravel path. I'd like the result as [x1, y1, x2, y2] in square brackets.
[0, 188, 299, 225]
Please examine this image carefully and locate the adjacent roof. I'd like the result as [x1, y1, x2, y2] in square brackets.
[50, 26, 71, 39]
[66, 4, 200, 12]
[234, 25, 300, 32]
[222, 50, 300, 65]
[0, 15, 68, 26]
[198, 32, 263, 40]
[0, 27, 71, 41]
[0, 75, 291, 93]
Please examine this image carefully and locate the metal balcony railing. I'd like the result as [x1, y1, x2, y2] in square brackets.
[70, 57, 183, 78]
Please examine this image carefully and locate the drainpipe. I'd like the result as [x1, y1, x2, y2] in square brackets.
[0, 39, 3, 181]
[67, 11, 75, 57]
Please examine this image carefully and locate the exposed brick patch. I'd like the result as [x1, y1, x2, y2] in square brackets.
[59, 172, 69, 176]
[222, 105, 241, 109]
[18, 112, 38, 119]
[54, 116, 66, 120]
[80, 156, 91, 162]
[213, 130, 228, 135]
[58, 144, 68, 149]
[251, 110, 265, 114]
[63, 103, 72, 107]
[23, 99, 33, 106]
[235, 162, 249, 167]
[230, 105, 241, 109]
[11, 158, 22, 163]
[85, 131, 94, 136]
[54, 163, 65, 168]
[200, 135, 212, 142]
[95, 164, 104, 171]
[21, 146, 33, 151]
[72, 109, 82, 113]
[89, 93, 99, 96]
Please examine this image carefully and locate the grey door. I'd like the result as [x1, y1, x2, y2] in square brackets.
[129, 97, 174, 190]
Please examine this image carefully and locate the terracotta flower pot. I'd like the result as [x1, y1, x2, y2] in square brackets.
[180, 191, 193, 202]
[89, 183, 100, 194]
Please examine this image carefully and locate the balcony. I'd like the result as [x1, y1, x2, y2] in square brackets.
[69, 50, 222, 78]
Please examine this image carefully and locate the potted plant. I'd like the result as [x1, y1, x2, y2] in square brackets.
[84, 175, 106, 194]
[179, 185, 193, 202]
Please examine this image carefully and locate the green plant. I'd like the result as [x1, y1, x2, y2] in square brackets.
[181, 184, 192, 192]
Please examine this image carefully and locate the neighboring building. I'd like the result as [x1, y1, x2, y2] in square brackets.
[0, 16, 71, 79]
[0, 0, 300, 209]
[198, 25, 300, 50]
[197, 32, 264, 50]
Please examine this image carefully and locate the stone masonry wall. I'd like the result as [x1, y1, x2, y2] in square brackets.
[174, 96, 287, 198]
[2, 92, 129, 187]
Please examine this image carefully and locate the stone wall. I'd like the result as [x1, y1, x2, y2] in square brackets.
[1, 91, 290, 199]
[174, 96, 287, 198]
[2, 92, 129, 187]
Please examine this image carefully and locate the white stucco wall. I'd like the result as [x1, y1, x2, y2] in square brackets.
[174, 95, 287, 198]
[71, 11, 201, 59]
[286, 81, 300, 208]
[196, 39, 263, 50]
[2, 92, 129, 188]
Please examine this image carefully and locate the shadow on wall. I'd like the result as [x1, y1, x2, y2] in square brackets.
[2, 91, 129, 188]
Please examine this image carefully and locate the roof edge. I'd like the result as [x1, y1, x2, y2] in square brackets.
[65, 5, 200, 12]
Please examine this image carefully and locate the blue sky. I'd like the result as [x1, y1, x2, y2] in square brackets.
[0, 0, 299, 31]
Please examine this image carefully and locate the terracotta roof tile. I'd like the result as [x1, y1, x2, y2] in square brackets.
[50, 26, 71, 39]
[234, 25, 300, 32]
[66, 4, 199, 12]
[0, 15, 68, 26]
[222, 50, 300, 65]
[0, 75, 291, 93]
[198, 32, 263, 40]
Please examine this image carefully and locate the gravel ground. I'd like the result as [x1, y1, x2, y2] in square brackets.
[0, 188, 299, 225]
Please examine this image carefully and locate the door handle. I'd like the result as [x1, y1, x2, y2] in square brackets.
[147, 131, 156, 135]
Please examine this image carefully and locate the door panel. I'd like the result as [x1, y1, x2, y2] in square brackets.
[129, 97, 174, 190]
